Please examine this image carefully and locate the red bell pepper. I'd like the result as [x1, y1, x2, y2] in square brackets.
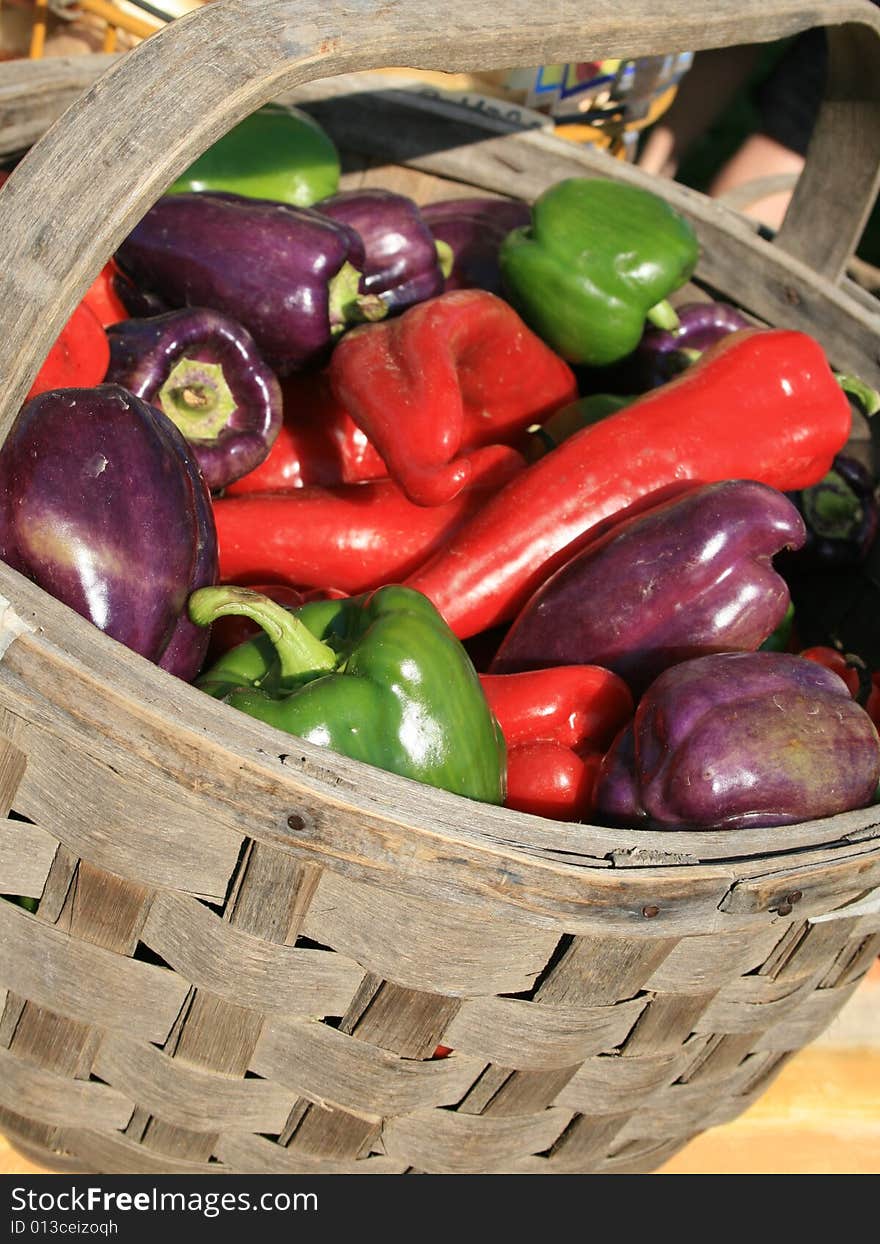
[82, 260, 131, 328]
[406, 328, 855, 638]
[328, 289, 577, 506]
[225, 370, 387, 494]
[212, 443, 524, 595]
[26, 300, 110, 400]
[480, 666, 633, 820]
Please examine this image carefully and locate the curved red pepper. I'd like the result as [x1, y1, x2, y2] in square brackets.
[212, 443, 524, 595]
[26, 300, 110, 400]
[406, 328, 854, 638]
[83, 260, 131, 328]
[480, 666, 633, 820]
[329, 289, 577, 506]
[225, 370, 387, 494]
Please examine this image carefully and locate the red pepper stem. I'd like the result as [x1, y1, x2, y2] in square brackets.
[188, 586, 338, 682]
[836, 373, 880, 418]
[645, 298, 680, 332]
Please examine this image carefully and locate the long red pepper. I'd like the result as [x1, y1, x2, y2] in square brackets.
[329, 289, 577, 506]
[212, 443, 524, 594]
[480, 666, 633, 820]
[406, 328, 855, 638]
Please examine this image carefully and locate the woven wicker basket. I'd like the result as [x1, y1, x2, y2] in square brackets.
[1, 0, 880, 1177]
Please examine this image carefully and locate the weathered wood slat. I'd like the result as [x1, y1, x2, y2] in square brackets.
[554, 1049, 702, 1114]
[442, 996, 646, 1069]
[380, 1105, 573, 1174]
[0, 899, 187, 1042]
[0, 817, 58, 899]
[215, 1132, 407, 1174]
[253, 1017, 484, 1120]
[140, 890, 365, 1017]
[0, 1046, 133, 1133]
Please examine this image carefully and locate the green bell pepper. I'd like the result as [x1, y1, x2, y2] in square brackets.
[189, 584, 507, 805]
[168, 102, 340, 207]
[499, 177, 699, 367]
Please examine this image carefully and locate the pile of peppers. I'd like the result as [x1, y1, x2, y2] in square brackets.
[4, 110, 880, 834]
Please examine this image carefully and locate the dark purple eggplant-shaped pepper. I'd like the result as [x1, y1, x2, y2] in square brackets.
[421, 197, 532, 295]
[105, 307, 283, 492]
[491, 479, 806, 693]
[631, 300, 752, 389]
[114, 191, 386, 374]
[595, 651, 880, 830]
[0, 384, 218, 681]
[780, 454, 879, 571]
[316, 188, 448, 313]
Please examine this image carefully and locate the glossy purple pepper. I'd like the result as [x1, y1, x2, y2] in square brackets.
[421, 197, 532, 295]
[781, 453, 879, 570]
[491, 479, 806, 693]
[0, 384, 218, 680]
[595, 651, 880, 829]
[316, 188, 447, 312]
[633, 300, 752, 388]
[106, 307, 283, 492]
[114, 191, 386, 374]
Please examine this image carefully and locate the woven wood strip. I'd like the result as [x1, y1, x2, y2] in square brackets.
[642, 927, 784, 994]
[140, 890, 365, 1017]
[300, 870, 560, 995]
[215, 1134, 407, 1174]
[6, 713, 243, 901]
[465, 1066, 583, 1118]
[621, 991, 718, 1055]
[379, 1106, 574, 1174]
[92, 1034, 299, 1135]
[0, 817, 58, 899]
[754, 980, 863, 1050]
[441, 996, 646, 1069]
[0, 897, 187, 1042]
[533, 933, 676, 1006]
[58, 1129, 231, 1175]
[544, 1111, 634, 1167]
[696, 972, 834, 1033]
[552, 1049, 703, 1114]
[0, 734, 26, 814]
[252, 1016, 484, 1121]
[674, 1032, 763, 1085]
[0, 1045, 133, 1132]
[343, 980, 461, 1058]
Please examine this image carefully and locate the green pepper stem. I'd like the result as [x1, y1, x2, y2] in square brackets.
[328, 260, 387, 333]
[188, 586, 338, 682]
[435, 239, 454, 279]
[836, 372, 880, 418]
[645, 298, 680, 332]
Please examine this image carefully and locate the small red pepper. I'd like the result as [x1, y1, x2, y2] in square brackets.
[799, 645, 880, 725]
[82, 260, 131, 328]
[26, 300, 110, 400]
[480, 666, 633, 820]
[406, 328, 855, 638]
[329, 289, 577, 506]
[225, 370, 387, 494]
[212, 443, 524, 594]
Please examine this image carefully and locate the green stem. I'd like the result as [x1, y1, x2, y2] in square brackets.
[435, 238, 454, 279]
[837, 372, 880, 418]
[645, 298, 680, 332]
[328, 260, 387, 333]
[188, 586, 338, 682]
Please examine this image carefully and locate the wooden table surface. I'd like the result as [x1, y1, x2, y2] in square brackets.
[3, 959, 877, 1177]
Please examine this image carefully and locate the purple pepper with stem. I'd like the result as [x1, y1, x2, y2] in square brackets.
[491, 479, 806, 694]
[595, 651, 880, 830]
[632, 300, 753, 388]
[115, 191, 387, 374]
[316, 188, 450, 313]
[778, 453, 879, 571]
[106, 307, 283, 492]
[0, 384, 218, 681]
[420, 197, 532, 295]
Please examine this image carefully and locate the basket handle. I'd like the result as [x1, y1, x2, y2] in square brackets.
[0, 0, 878, 446]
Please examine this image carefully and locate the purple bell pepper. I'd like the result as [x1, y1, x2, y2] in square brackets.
[106, 308, 283, 492]
[114, 191, 386, 374]
[421, 197, 532, 295]
[491, 479, 806, 693]
[782, 454, 879, 570]
[632, 300, 752, 389]
[0, 384, 218, 681]
[595, 651, 880, 830]
[316, 188, 447, 312]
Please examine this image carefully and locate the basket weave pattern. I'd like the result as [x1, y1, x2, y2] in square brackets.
[2, 717, 879, 1174]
